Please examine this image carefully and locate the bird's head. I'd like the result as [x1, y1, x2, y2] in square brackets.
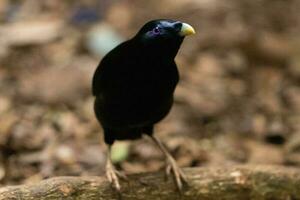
[134, 19, 195, 58]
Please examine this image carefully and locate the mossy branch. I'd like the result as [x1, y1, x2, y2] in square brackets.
[0, 165, 300, 200]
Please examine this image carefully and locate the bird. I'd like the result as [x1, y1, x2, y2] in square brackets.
[92, 19, 195, 191]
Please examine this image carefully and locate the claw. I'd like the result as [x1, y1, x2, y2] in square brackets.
[106, 168, 121, 191]
[150, 136, 188, 192]
[105, 145, 127, 192]
[106, 161, 126, 191]
[115, 170, 128, 180]
[166, 165, 171, 176]
[166, 155, 187, 191]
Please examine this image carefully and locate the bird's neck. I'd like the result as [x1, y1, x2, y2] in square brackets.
[133, 38, 183, 62]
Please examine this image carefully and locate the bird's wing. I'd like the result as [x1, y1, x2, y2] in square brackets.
[92, 41, 128, 96]
[92, 56, 108, 96]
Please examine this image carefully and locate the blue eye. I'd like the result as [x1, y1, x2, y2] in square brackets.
[152, 27, 161, 34]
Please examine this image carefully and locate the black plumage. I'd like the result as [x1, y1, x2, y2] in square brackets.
[92, 19, 195, 191]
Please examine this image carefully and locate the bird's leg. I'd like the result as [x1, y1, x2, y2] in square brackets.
[150, 135, 187, 191]
[105, 145, 126, 191]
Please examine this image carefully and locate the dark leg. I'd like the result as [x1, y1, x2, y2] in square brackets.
[105, 145, 126, 191]
[149, 135, 187, 191]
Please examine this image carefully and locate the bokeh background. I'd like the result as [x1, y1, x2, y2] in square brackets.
[1, 0, 300, 186]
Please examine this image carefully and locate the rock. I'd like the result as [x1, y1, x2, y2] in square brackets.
[10, 120, 52, 151]
[0, 111, 18, 146]
[283, 87, 300, 112]
[264, 119, 287, 145]
[132, 140, 162, 160]
[55, 145, 76, 165]
[288, 39, 300, 78]
[18, 66, 90, 105]
[77, 145, 105, 167]
[0, 20, 64, 46]
[223, 50, 248, 75]
[284, 132, 300, 165]
[251, 67, 283, 114]
[256, 33, 291, 63]
[86, 23, 124, 56]
[106, 2, 132, 34]
[176, 53, 229, 116]
[252, 114, 267, 138]
[0, 0, 8, 21]
[0, 96, 11, 114]
[247, 140, 284, 164]
[215, 135, 248, 163]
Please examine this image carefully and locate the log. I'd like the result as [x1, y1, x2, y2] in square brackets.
[0, 165, 300, 200]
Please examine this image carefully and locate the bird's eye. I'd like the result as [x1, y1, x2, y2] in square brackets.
[152, 27, 161, 34]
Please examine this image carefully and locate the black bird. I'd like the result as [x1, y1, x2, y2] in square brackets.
[92, 19, 195, 191]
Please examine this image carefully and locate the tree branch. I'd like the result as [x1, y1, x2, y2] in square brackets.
[0, 165, 300, 200]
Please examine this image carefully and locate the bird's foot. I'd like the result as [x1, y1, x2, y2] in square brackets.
[106, 161, 127, 191]
[165, 155, 187, 191]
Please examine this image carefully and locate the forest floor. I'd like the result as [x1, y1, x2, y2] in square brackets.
[0, 0, 300, 187]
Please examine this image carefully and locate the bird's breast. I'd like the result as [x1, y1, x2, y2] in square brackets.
[98, 62, 178, 128]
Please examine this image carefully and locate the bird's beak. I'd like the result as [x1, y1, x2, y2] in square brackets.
[179, 23, 196, 36]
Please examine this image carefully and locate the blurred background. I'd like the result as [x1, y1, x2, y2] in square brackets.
[0, 0, 300, 186]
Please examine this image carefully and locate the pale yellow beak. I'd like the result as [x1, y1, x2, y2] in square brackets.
[179, 23, 196, 36]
